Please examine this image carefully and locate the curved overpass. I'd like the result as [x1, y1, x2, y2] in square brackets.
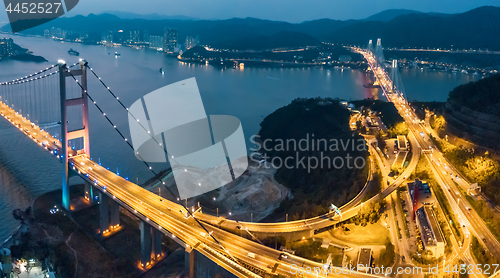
[196, 134, 420, 235]
[0, 100, 385, 278]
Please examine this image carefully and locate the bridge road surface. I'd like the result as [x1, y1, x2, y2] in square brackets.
[354, 47, 500, 260]
[197, 137, 420, 234]
[1, 90, 387, 278]
[389, 92, 500, 260]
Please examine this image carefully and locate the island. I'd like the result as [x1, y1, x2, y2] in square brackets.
[0, 38, 47, 63]
[256, 97, 370, 221]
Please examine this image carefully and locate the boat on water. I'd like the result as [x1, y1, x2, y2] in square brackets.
[363, 79, 381, 88]
[159, 68, 164, 74]
[68, 48, 79, 56]
[114, 52, 121, 57]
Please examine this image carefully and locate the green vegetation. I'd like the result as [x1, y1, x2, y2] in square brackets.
[351, 199, 386, 227]
[429, 115, 446, 131]
[411, 155, 463, 242]
[471, 236, 500, 275]
[288, 239, 343, 264]
[449, 73, 500, 117]
[378, 238, 395, 267]
[410, 101, 444, 121]
[362, 158, 382, 201]
[396, 189, 410, 238]
[431, 136, 500, 242]
[430, 206, 453, 256]
[259, 98, 369, 220]
[387, 122, 409, 138]
[391, 196, 402, 240]
[182, 45, 321, 63]
[432, 136, 500, 204]
[329, 222, 390, 246]
[0, 39, 47, 62]
[350, 99, 404, 131]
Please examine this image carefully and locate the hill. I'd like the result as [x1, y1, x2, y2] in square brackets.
[364, 9, 424, 22]
[210, 31, 320, 50]
[444, 74, 500, 150]
[2, 6, 499, 50]
[101, 11, 199, 21]
[448, 73, 500, 117]
[257, 98, 369, 220]
[328, 6, 500, 50]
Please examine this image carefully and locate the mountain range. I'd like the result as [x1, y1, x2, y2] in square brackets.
[2, 6, 499, 51]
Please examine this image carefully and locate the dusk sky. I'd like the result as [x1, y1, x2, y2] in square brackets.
[1, 0, 500, 23]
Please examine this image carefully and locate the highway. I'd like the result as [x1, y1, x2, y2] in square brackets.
[0, 84, 384, 278]
[383, 48, 500, 55]
[3, 51, 498, 277]
[391, 88, 500, 260]
[354, 47, 500, 266]
[196, 137, 420, 234]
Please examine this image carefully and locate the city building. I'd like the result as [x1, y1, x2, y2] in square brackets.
[149, 35, 164, 49]
[143, 30, 149, 43]
[185, 35, 199, 50]
[129, 31, 140, 44]
[407, 179, 434, 220]
[163, 28, 178, 53]
[416, 206, 445, 258]
[102, 30, 113, 44]
[0, 38, 13, 57]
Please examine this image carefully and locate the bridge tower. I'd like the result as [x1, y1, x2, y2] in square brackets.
[375, 38, 385, 67]
[367, 39, 373, 54]
[390, 59, 406, 99]
[391, 59, 397, 93]
[58, 59, 91, 211]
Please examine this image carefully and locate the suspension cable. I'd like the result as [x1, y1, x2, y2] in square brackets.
[65, 65, 228, 250]
[84, 64, 179, 166]
[0, 63, 79, 85]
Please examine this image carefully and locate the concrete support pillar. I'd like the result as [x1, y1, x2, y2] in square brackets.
[59, 62, 70, 211]
[110, 201, 120, 227]
[185, 247, 196, 278]
[99, 192, 109, 235]
[84, 182, 95, 204]
[152, 228, 163, 259]
[140, 221, 152, 267]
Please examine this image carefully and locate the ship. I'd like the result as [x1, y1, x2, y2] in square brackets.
[68, 48, 79, 56]
[114, 52, 121, 57]
[363, 80, 381, 88]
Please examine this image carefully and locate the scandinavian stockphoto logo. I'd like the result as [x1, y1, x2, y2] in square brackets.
[3, 0, 79, 32]
[128, 77, 248, 200]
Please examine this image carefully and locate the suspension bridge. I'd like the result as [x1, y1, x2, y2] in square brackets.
[2, 43, 499, 278]
[1, 59, 387, 278]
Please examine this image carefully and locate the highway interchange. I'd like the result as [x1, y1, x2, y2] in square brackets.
[2, 54, 500, 277]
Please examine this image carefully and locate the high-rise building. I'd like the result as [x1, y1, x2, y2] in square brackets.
[149, 35, 163, 49]
[0, 38, 13, 57]
[102, 30, 113, 44]
[143, 30, 149, 43]
[185, 36, 199, 50]
[129, 31, 140, 43]
[163, 28, 178, 53]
